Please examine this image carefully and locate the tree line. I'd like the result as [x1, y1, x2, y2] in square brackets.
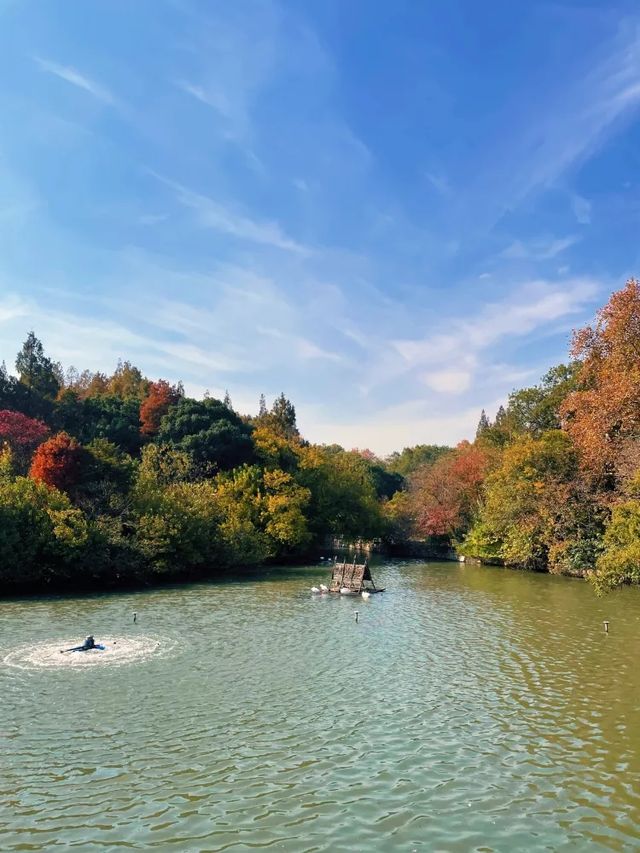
[0, 336, 408, 591]
[2, 279, 639, 593]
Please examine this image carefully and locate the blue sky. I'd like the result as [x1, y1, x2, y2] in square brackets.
[1, 0, 639, 454]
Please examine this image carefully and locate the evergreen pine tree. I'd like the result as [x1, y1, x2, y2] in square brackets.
[475, 408, 491, 439]
[494, 405, 507, 426]
[15, 332, 60, 416]
[269, 392, 298, 438]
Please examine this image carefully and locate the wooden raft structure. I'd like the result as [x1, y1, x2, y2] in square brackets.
[328, 559, 384, 594]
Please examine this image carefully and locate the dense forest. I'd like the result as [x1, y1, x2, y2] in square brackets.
[1, 279, 639, 593]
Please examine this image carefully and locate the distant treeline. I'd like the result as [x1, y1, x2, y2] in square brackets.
[2, 279, 640, 593]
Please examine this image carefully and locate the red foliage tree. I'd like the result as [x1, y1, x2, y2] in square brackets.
[0, 409, 50, 452]
[410, 441, 491, 538]
[29, 431, 85, 493]
[140, 380, 182, 437]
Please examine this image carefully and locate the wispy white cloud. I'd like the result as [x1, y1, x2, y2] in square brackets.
[33, 56, 115, 104]
[393, 278, 598, 372]
[175, 79, 230, 115]
[257, 325, 344, 363]
[158, 342, 247, 372]
[153, 174, 310, 253]
[462, 22, 640, 231]
[170, 0, 281, 143]
[295, 338, 343, 362]
[501, 235, 580, 261]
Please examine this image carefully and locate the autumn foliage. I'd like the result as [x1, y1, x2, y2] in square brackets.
[561, 279, 640, 482]
[411, 441, 491, 538]
[0, 409, 49, 452]
[140, 380, 182, 436]
[29, 432, 85, 493]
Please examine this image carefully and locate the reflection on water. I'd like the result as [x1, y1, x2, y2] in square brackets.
[1, 560, 640, 851]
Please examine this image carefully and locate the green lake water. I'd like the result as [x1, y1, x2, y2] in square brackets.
[1, 559, 640, 851]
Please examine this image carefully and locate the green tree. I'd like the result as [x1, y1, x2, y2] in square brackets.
[54, 391, 142, 451]
[463, 431, 596, 571]
[0, 477, 90, 585]
[591, 472, 640, 592]
[137, 443, 194, 490]
[0, 361, 16, 409]
[297, 445, 383, 544]
[386, 444, 451, 477]
[211, 466, 272, 565]
[134, 479, 223, 574]
[368, 463, 404, 500]
[256, 392, 299, 439]
[15, 332, 60, 416]
[61, 437, 138, 533]
[475, 409, 491, 439]
[157, 397, 254, 472]
[593, 500, 640, 592]
[83, 438, 136, 492]
[262, 468, 311, 554]
[509, 363, 580, 436]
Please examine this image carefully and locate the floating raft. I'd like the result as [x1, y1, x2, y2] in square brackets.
[328, 559, 384, 595]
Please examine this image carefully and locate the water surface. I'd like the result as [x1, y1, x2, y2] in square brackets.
[2, 560, 639, 851]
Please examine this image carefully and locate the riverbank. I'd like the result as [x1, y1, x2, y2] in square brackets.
[0, 542, 592, 600]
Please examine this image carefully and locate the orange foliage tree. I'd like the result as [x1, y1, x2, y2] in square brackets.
[29, 432, 86, 493]
[139, 380, 183, 437]
[561, 279, 640, 486]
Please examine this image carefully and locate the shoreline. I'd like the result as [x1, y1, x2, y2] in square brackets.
[0, 550, 590, 601]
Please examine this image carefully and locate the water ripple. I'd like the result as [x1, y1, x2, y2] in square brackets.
[1, 560, 640, 850]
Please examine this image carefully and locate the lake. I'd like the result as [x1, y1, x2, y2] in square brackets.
[1, 559, 639, 851]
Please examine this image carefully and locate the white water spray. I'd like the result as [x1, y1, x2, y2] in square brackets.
[3, 635, 176, 670]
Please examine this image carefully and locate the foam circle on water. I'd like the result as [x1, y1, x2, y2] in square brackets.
[3, 635, 175, 670]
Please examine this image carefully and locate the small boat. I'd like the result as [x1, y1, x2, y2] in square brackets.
[311, 586, 320, 594]
[319, 584, 328, 592]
